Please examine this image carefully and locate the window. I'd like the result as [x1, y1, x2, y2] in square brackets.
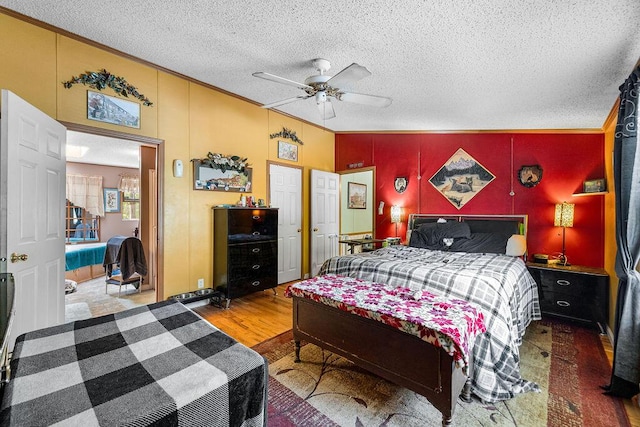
[65, 200, 100, 243]
[122, 189, 140, 221]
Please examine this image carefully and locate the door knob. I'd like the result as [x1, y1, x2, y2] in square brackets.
[297, 229, 302, 232]
[313, 228, 319, 232]
[10, 253, 28, 263]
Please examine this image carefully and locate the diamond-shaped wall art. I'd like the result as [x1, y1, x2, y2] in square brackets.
[429, 148, 495, 209]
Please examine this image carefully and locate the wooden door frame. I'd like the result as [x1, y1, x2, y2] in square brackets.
[60, 122, 164, 301]
[337, 166, 377, 238]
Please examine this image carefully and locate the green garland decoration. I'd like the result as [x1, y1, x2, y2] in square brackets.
[62, 69, 153, 106]
[269, 127, 304, 145]
[193, 152, 249, 174]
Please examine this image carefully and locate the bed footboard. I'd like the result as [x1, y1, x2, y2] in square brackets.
[292, 296, 470, 426]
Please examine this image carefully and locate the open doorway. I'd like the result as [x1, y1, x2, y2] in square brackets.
[63, 127, 161, 321]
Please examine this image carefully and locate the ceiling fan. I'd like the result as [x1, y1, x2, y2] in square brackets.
[252, 58, 392, 120]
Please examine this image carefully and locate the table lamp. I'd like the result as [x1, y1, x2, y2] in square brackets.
[554, 202, 574, 266]
[390, 205, 402, 237]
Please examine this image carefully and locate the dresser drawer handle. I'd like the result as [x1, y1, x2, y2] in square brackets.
[252, 215, 261, 220]
[252, 247, 260, 253]
[252, 231, 261, 236]
[556, 279, 570, 286]
[556, 300, 570, 307]
[251, 280, 261, 286]
[252, 264, 260, 270]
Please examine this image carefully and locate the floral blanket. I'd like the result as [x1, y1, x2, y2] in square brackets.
[285, 274, 486, 371]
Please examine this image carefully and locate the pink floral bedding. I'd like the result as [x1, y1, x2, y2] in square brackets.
[285, 274, 486, 370]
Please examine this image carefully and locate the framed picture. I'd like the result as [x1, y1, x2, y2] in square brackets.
[278, 140, 298, 162]
[193, 160, 252, 192]
[583, 178, 606, 193]
[429, 148, 495, 210]
[347, 182, 367, 209]
[518, 165, 543, 187]
[87, 90, 140, 129]
[103, 188, 121, 213]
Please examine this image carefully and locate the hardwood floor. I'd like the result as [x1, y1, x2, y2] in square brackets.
[601, 336, 640, 426]
[192, 283, 293, 347]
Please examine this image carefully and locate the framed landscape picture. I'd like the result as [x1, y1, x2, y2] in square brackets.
[87, 90, 140, 129]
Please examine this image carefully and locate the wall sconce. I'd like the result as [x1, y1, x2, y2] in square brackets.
[390, 205, 402, 237]
[554, 201, 574, 266]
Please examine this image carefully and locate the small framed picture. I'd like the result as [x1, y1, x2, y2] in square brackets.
[104, 188, 121, 213]
[347, 182, 367, 209]
[583, 179, 606, 193]
[277, 140, 298, 162]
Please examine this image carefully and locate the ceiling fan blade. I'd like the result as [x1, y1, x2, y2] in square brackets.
[326, 63, 371, 88]
[338, 91, 392, 108]
[318, 99, 336, 120]
[252, 72, 313, 90]
[261, 95, 310, 109]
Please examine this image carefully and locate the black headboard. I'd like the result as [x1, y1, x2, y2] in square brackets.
[407, 214, 528, 242]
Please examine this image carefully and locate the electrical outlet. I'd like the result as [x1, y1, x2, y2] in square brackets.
[197, 278, 205, 289]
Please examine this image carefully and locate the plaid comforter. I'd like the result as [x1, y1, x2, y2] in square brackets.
[0, 300, 267, 426]
[319, 245, 542, 402]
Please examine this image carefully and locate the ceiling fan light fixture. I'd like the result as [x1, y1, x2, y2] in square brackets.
[315, 91, 327, 104]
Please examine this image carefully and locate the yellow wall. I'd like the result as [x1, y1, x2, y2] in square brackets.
[0, 11, 335, 298]
[603, 117, 617, 330]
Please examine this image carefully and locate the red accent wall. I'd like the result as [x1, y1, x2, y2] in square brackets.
[336, 132, 605, 268]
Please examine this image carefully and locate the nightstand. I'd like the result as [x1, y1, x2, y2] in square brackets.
[526, 262, 609, 334]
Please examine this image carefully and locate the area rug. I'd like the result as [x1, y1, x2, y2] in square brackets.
[253, 320, 630, 427]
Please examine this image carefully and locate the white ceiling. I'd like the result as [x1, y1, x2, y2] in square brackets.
[2, 1, 639, 132]
[67, 131, 140, 168]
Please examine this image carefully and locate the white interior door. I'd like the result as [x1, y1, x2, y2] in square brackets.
[270, 164, 302, 284]
[1, 90, 66, 350]
[310, 169, 339, 276]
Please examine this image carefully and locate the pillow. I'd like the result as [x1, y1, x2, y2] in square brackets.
[448, 232, 511, 254]
[505, 234, 527, 256]
[409, 221, 471, 249]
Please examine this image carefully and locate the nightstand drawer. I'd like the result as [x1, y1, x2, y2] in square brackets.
[538, 270, 592, 294]
[539, 292, 592, 321]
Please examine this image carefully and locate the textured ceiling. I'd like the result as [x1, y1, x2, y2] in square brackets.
[2, 1, 640, 132]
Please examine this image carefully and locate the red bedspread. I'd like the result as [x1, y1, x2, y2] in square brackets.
[286, 274, 486, 370]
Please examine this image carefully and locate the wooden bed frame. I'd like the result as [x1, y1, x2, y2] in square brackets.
[292, 295, 473, 426]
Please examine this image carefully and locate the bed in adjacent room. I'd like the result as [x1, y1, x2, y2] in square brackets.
[0, 299, 267, 426]
[317, 214, 541, 403]
[65, 242, 107, 272]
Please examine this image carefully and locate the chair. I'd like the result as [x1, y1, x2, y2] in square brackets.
[103, 236, 148, 296]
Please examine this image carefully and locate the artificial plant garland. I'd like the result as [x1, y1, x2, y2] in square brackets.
[62, 69, 153, 106]
[269, 127, 304, 145]
[193, 152, 250, 174]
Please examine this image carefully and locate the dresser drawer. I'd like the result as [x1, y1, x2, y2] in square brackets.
[219, 276, 278, 299]
[229, 241, 277, 264]
[228, 209, 277, 241]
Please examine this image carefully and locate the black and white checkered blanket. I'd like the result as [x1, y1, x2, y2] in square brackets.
[0, 300, 267, 426]
[319, 245, 541, 403]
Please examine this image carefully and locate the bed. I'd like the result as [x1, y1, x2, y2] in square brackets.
[317, 214, 541, 403]
[0, 299, 267, 426]
[65, 242, 106, 271]
[288, 274, 487, 426]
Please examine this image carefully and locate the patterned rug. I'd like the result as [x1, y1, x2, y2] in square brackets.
[253, 320, 630, 427]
